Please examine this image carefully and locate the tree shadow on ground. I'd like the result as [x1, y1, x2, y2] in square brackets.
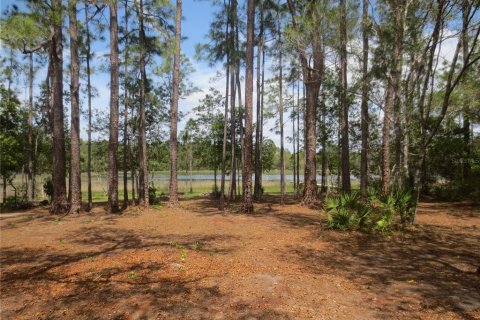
[282, 224, 480, 320]
[182, 194, 325, 229]
[0, 225, 272, 319]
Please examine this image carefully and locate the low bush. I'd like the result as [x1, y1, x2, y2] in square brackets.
[325, 188, 416, 233]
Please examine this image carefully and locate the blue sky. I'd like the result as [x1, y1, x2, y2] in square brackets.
[0, 0, 291, 149]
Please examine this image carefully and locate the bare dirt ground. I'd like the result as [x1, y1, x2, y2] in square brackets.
[1, 196, 479, 320]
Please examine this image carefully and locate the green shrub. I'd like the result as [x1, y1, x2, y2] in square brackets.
[325, 192, 363, 231]
[325, 188, 416, 233]
[148, 185, 157, 204]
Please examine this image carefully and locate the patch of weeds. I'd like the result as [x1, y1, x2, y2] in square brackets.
[208, 249, 215, 257]
[128, 271, 137, 279]
[53, 218, 61, 225]
[180, 249, 188, 262]
[59, 239, 65, 244]
[178, 266, 184, 272]
[151, 204, 163, 210]
[189, 242, 202, 250]
[88, 255, 96, 262]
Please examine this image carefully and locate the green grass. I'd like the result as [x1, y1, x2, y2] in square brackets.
[6, 170, 357, 203]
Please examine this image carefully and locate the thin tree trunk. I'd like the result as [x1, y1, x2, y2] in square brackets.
[168, 0, 182, 207]
[278, 29, 285, 204]
[303, 84, 320, 204]
[254, 4, 263, 200]
[320, 89, 328, 192]
[219, 1, 230, 210]
[242, 0, 255, 213]
[228, 71, 236, 201]
[137, 0, 149, 207]
[107, 0, 120, 213]
[296, 79, 300, 196]
[85, 2, 93, 211]
[292, 83, 296, 192]
[360, 0, 369, 195]
[69, 0, 82, 213]
[462, 0, 470, 181]
[2, 177, 6, 207]
[123, 2, 129, 209]
[50, 0, 68, 214]
[27, 53, 34, 203]
[228, 0, 237, 201]
[236, 63, 244, 198]
[339, 0, 351, 193]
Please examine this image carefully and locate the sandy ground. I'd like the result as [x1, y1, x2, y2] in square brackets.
[1, 196, 479, 320]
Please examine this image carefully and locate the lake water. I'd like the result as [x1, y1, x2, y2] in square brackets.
[150, 173, 358, 182]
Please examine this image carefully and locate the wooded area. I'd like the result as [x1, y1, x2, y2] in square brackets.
[0, 0, 479, 318]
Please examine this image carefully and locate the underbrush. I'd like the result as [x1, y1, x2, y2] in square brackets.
[325, 189, 416, 233]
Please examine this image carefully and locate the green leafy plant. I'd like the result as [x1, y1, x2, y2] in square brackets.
[180, 249, 187, 262]
[128, 271, 137, 279]
[325, 192, 362, 230]
[189, 242, 201, 250]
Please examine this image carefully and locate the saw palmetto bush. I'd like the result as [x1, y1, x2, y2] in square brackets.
[325, 188, 416, 232]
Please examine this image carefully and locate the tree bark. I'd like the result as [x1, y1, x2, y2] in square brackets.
[360, 0, 369, 196]
[85, 2, 93, 211]
[254, 3, 263, 200]
[228, 0, 237, 201]
[303, 83, 320, 204]
[168, 0, 182, 208]
[50, 0, 68, 214]
[278, 30, 285, 204]
[296, 79, 300, 196]
[219, 1, 230, 211]
[123, 0, 129, 209]
[69, 0, 82, 213]
[287, 0, 323, 205]
[320, 89, 328, 192]
[137, 0, 149, 208]
[242, 0, 255, 213]
[107, 0, 120, 213]
[292, 83, 297, 192]
[382, 1, 407, 195]
[27, 52, 34, 203]
[339, 0, 351, 193]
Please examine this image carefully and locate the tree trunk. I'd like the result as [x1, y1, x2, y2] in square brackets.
[360, 0, 369, 196]
[382, 1, 406, 195]
[123, 1, 129, 209]
[168, 0, 182, 207]
[296, 79, 300, 196]
[292, 83, 297, 192]
[69, 0, 82, 213]
[27, 52, 34, 203]
[303, 83, 319, 204]
[461, 0, 470, 181]
[278, 31, 285, 204]
[138, 0, 149, 208]
[339, 0, 351, 193]
[50, 0, 68, 214]
[219, 2, 230, 211]
[242, 0, 255, 213]
[320, 89, 328, 192]
[107, 0, 120, 213]
[254, 4, 263, 200]
[85, 2, 93, 211]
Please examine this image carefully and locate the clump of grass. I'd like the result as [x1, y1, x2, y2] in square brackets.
[189, 242, 202, 250]
[128, 271, 137, 279]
